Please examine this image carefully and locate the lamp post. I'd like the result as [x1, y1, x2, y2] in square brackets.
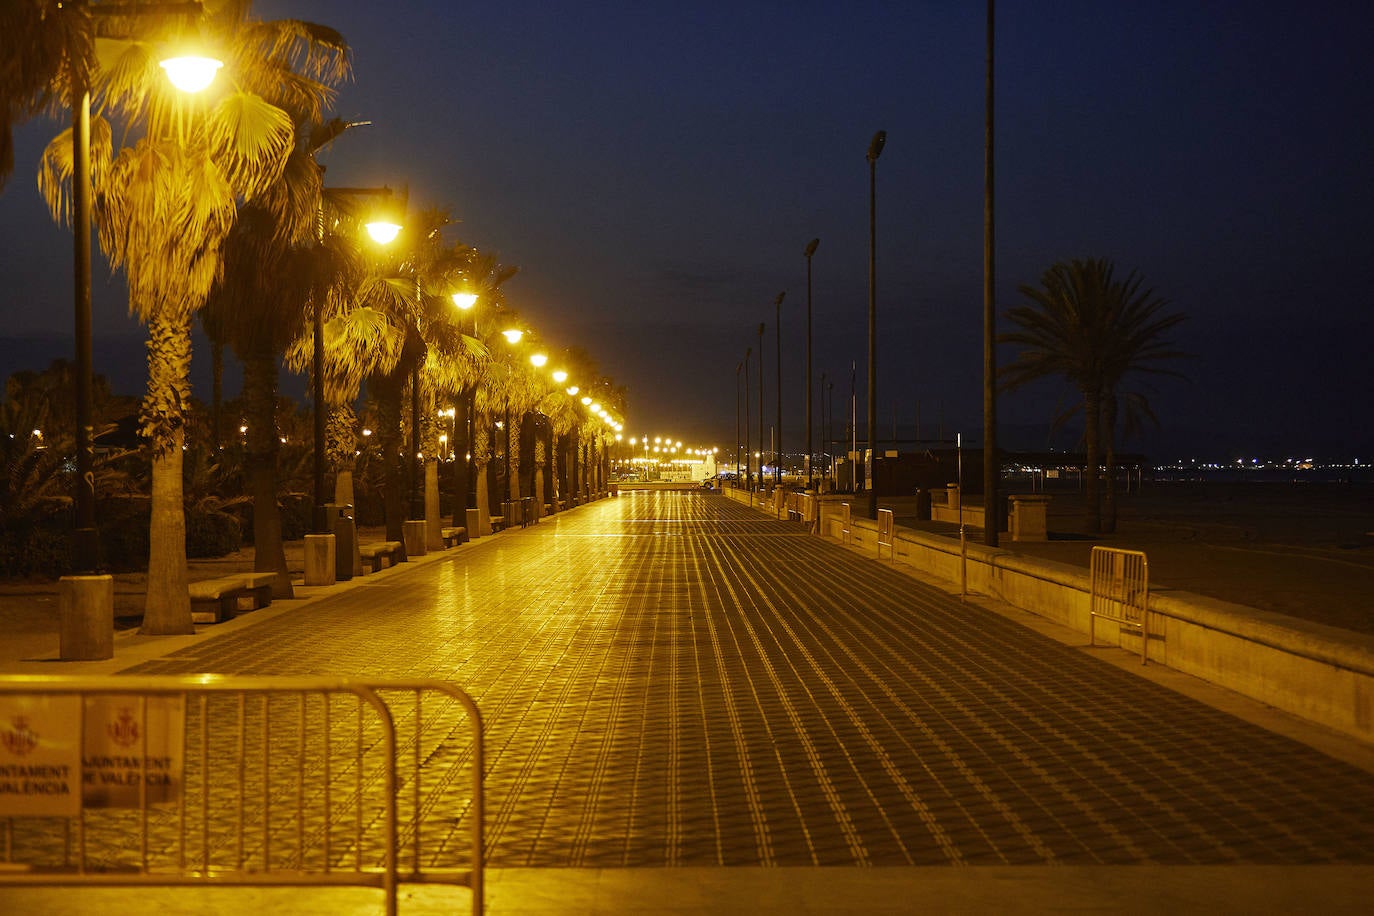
[804, 239, 819, 490]
[69, 14, 220, 576]
[773, 291, 785, 488]
[311, 188, 398, 535]
[983, 0, 1000, 547]
[866, 129, 886, 520]
[757, 321, 765, 494]
[743, 347, 751, 500]
[820, 369, 828, 487]
[735, 359, 743, 485]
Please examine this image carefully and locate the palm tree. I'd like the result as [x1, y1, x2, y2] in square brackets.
[1001, 258, 1186, 534]
[34, 6, 344, 633]
[0, 1, 88, 191]
[206, 113, 354, 599]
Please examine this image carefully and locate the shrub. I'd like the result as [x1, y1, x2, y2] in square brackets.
[186, 507, 241, 558]
[96, 497, 151, 573]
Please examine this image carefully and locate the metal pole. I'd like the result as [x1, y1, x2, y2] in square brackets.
[774, 291, 784, 488]
[983, 0, 1000, 547]
[71, 74, 98, 573]
[410, 364, 423, 519]
[744, 347, 751, 502]
[820, 370, 827, 487]
[866, 129, 886, 520]
[757, 322, 765, 496]
[735, 361, 742, 481]
[804, 239, 818, 491]
[312, 291, 328, 533]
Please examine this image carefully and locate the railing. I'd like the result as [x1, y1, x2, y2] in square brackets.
[0, 675, 484, 915]
[877, 508, 895, 561]
[1089, 547, 1150, 664]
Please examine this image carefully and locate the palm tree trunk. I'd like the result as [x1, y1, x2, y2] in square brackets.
[243, 354, 292, 598]
[140, 311, 193, 635]
[473, 417, 491, 535]
[451, 390, 471, 528]
[327, 404, 358, 508]
[1083, 386, 1102, 535]
[425, 459, 441, 550]
[507, 413, 521, 503]
[535, 437, 546, 518]
[1103, 392, 1119, 534]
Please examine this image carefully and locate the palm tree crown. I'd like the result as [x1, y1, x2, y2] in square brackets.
[1001, 257, 1187, 533]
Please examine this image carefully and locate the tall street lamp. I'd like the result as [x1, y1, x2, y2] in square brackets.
[820, 369, 829, 486]
[804, 238, 819, 491]
[773, 291, 785, 488]
[311, 187, 399, 535]
[743, 347, 752, 500]
[735, 358, 743, 484]
[866, 129, 886, 520]
[983, 0, 1000, 546]
[69, 16, 221, 577]
[757, 321, 765, 493]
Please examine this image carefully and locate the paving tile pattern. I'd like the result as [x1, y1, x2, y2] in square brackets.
[120, 492, 1374, 868]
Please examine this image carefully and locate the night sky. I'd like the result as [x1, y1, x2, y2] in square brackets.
[1, 1, 1371, 460]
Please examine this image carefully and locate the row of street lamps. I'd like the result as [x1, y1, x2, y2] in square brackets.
[61, 12, 627, 596]
[735, 129, 883, 516]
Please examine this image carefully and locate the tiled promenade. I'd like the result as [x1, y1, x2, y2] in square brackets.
[7, 490, 1374, 912]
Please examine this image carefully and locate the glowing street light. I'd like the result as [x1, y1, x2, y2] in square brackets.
[530, 352, 548, 368]
[552, 370, 568, 384]
[365, 219, 401, 244]
[69, 35, 222, 584]
[159, 55, 223, 93]
[502, 328, 523, 344]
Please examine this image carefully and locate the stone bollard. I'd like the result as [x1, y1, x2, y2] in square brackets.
[334, 516, 357, 581]
[59, 574, 114, 660]
[466, 508, 481, 538]
[1009, 495, 1051, 542]
[403, 519, 427, 558]
[304, 533, 336, 586]
[946, 483, 961, 510]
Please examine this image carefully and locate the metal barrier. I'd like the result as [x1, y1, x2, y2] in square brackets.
[1089, 547, 1150, 664]
[840, 502, 852, 545]
[877, 508, 895, 561]
[0, 675, 484, 915]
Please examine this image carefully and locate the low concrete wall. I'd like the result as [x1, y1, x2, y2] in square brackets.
[724, 487, 1374, 743]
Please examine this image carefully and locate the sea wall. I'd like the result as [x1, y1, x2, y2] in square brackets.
[721, 487, 1374, 743]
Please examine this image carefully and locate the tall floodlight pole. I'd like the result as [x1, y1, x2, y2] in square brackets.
[983, 0, 1000, 546]
[744, 347, 752, 501]
[804, 239, 819, 491]
[735, 360, 743, 481]
[757, 322, 765, 493]
[820, 370, 828, 485]
[773, 291, 785, 487]
[866, 130, 886, 520]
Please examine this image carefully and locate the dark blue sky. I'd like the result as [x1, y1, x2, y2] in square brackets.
[2, 1, 1371, 459]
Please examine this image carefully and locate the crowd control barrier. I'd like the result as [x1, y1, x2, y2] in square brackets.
[0, 675, 484, 915]
[1089, 547, 1151, 664]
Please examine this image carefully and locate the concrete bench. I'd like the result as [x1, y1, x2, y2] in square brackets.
[489, 515, 506, 532]
[359, 540, 405, 573]
[189, 573, 275, 624]
[441, 526, 468, 548]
